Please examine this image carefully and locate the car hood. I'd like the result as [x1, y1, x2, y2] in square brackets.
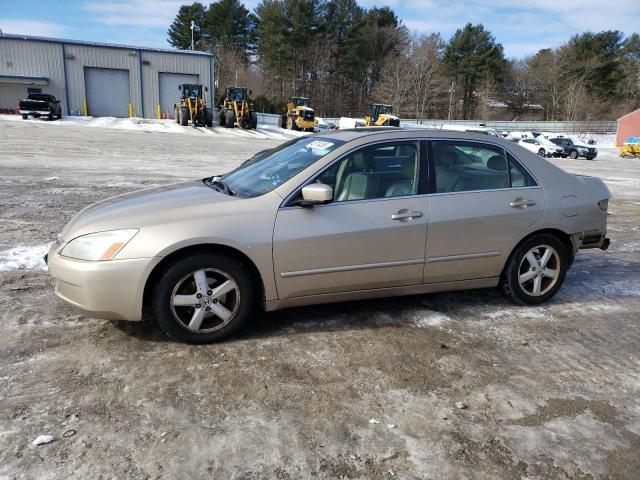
[61, 180, 237, 240]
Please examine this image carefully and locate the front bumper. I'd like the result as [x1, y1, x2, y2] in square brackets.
[47, 248, 155, 321]
[19, 110, 50, 116]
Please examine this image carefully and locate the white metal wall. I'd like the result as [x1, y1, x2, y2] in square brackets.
[140, 51, 213, 119]
[0, 39, 66, 112]
[158, 72, 199, 119]
[0, 36, 214, 118]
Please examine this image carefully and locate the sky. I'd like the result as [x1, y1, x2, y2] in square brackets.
[0, 0, 638, 58]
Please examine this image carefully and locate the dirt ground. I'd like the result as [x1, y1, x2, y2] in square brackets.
[0, 119, 639, 480]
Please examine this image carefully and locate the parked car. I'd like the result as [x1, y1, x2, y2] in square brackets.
[18, 93, 62, 120]
[550, 137, 598, 160]
[518, 137, 564, 157]
[47, 130, 611, 343]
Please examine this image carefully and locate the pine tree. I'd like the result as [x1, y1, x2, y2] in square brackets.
[444, 23, 506, 119]
[167, 2, 207, 50]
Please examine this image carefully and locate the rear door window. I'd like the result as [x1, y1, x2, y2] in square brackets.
[430, 141, 537, 193]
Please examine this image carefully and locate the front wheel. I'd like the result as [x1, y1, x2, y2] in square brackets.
[500, 234, 568, 305]
[152, 253, 255, 344]
[569, 150, 578, 159]
[538, 148, 545, 156]
[180, 107, 189, 126]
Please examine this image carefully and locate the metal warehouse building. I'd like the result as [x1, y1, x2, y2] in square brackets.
[0, 34, 214, 119]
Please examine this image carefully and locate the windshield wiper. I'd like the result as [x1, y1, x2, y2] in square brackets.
[208, 177, 234, 196]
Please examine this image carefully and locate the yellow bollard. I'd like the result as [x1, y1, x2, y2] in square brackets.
[83, 100, 88, 116]
[129, 103, 133, 118]
[157, 104, 161, 120]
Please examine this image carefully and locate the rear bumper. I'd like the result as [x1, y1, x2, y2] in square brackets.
[48, 249, 155, 321]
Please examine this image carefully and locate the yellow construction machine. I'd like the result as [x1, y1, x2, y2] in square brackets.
[364, 104, 400, 127]
[218, 87, 257, 130]
[175, 83, 213, 127]
[278, 97, 318, 132]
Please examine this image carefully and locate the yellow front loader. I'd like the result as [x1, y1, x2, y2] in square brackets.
[278, 97, 318, 132]
[218, 87, 257, 130]
[174, 83, 212, 127]
[364, 104, 400, 127]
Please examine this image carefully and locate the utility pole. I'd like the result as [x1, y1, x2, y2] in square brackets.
[190, 20, 195, 51]
[447, 81, 456, 120]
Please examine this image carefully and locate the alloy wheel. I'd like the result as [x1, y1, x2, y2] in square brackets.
[170, 268, 240, 333]
[517, 245, 560, 296]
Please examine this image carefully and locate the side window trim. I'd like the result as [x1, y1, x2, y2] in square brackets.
[281, 138, 427, 208]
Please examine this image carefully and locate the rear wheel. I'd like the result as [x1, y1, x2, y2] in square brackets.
[153, 253, 255, 344]
[21, 114, 28, 120]
[225, 109, 235, 128]
[218, 110, 226, 127]
[240, 116, 251, 130]
[205, 110, 213, 127]
[278, 115, 287, 129]
[180, 107, 189, 126]
[250, 111, 258, 129]
[500, 234, 568, 305]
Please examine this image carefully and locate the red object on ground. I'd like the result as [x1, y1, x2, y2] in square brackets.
[617, 109, 640, 146]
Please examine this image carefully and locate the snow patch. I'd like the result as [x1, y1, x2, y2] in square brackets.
[0, 244, 51, 271]
[410, 310, 451, 327]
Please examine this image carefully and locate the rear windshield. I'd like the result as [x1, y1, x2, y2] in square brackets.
[221, 137, 344, 198]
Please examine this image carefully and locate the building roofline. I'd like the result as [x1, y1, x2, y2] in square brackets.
[0, 33, 213, 57]
[617, 108, 640, 122]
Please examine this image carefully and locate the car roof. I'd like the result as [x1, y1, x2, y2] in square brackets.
[318, 127, 507, 143]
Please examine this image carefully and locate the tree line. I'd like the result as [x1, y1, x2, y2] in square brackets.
[168, 0, 640, 121]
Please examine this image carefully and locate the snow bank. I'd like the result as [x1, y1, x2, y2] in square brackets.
[0, 244, 51, 272]
[0, 114, 305, 141]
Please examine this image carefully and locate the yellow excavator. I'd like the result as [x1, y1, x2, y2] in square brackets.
[218, 87, 257, 130]
[278, 97, 318, 132]
[175, 83, 212, 127]
[364, 104, 400, 127]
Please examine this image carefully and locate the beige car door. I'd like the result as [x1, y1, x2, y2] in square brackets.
[425, 140, 546, 283]
[273, 140, 429, 299]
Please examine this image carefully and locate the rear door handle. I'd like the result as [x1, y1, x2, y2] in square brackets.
[391, 210, 423, 221]
[510, 198, 536, 208]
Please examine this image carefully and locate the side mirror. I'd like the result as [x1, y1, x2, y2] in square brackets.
[300, 183, 333, 207]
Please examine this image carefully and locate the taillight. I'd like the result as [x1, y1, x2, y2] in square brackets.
[598, 199, 608, 211]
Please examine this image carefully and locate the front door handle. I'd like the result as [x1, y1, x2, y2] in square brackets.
[510, 198, 536, 208]
[391, 210, 423, 221]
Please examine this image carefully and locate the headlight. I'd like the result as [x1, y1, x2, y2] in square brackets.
[61, 229, 138, 261]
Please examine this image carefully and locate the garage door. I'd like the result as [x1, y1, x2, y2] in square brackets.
[159, 73, 199, 119]
[84, 67, 130, 118]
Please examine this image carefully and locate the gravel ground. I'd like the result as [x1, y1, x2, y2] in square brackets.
[0, 119, 639, 480]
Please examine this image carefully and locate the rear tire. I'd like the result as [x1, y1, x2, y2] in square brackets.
[225, 109, 235, 128]
[278, 115, 287, 129]
[205, 111, 213, 128]
[218, 110, 226, 127]
[500, 233, 568, 305]
[250, 111, 257, 129]
[21, 114, 28, 120]
[152, 253, 255, 344]
[180, 107, 189, 126]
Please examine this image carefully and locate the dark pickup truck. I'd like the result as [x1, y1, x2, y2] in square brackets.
[19, 93, 62, 120]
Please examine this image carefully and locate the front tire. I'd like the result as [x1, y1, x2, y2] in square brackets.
[500, 234, 568, 305]
[225, 109, 235, 128]
[152, 253, 255, 344]
[538, 148, 545, 156]
[569, 150, 578, 159]
[180, 107, 189, 126]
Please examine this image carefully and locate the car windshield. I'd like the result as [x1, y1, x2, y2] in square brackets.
[220, 137, 344, 198]
[294, 98, 309, 107]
